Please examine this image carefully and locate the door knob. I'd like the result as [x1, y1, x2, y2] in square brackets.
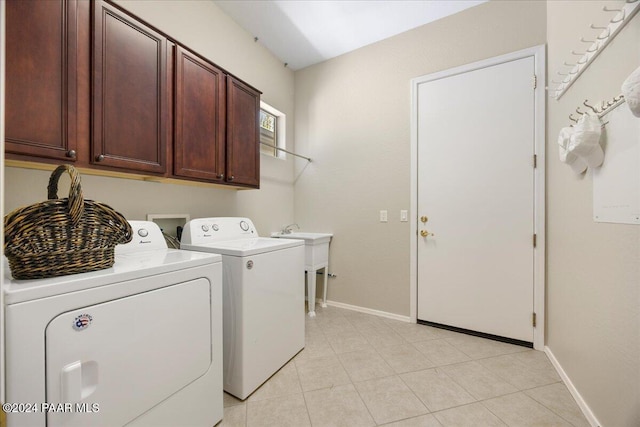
[420, 216, 428, 223]
[420, 230, 434, 237]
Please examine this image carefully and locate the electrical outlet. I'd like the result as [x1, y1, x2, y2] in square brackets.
[380, 210, 388, 222]
[400, 210, 408, 222]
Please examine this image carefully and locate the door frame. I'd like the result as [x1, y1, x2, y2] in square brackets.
[409, 45, 546, 350]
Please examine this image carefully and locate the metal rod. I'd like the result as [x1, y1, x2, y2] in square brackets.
[260, 141, 312, 162]
[597, 95, 625, 118]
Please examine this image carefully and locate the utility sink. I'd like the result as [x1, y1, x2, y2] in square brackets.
[272, 232, 332, 266]
[272, 232, 333, 317]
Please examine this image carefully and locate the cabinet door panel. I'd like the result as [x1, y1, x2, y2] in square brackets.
[92, 0, 167, 173]
[226, 76, 260, 188]
[5, 0, 77, 161]
[174, 47, 226, 181]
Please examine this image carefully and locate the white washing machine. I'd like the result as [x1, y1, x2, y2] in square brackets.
[180, 217, 305, 400]
[3, 221, 223, 427]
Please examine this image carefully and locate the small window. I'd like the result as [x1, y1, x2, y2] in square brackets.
[259, 102, 286, 158]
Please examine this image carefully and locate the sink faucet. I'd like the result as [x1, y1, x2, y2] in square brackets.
[281, 223, 300, 234]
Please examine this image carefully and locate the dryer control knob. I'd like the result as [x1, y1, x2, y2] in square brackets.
[212, 224, 219, 231]
[239, 221, 249, 231]
[138, 228, 149, 237]
[201, 224, 210, 232]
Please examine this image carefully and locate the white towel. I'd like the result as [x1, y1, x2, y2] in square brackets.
[558, 126, 587, 174]
[622, 66, 640, 117]
[568, 111, 604, 168]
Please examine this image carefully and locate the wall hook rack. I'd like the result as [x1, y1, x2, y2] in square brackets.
[553, 1, 640, 100]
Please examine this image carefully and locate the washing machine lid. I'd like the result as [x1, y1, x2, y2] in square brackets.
[181, 237, 303, 257]
[2, 249, 221, 304]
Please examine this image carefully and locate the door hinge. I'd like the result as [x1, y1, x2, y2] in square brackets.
[532, 312, 537, 327]
[532, 74, 537, 89]
[533, 233, 537, 248]
[533, 154, 537, 168]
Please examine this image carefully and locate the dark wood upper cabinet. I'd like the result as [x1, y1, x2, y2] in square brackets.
[226, 76, 260, 188]
[92, 0, 168, 174]
[5, 0, 78, 161]
[174, 46, 226, 182]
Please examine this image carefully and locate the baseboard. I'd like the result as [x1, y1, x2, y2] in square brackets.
[544, 346, 601, 427]
[322, 299, 411, 323]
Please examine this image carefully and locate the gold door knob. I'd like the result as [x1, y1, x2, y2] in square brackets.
[420, 216, 428, 223]
[420, 230, 434, 237]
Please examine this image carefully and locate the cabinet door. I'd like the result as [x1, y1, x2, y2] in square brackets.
[5, 0, 78, 162]
[226, 76, 260, 188]
[174, 46, 226, 182]
[92, 0, 168, 174]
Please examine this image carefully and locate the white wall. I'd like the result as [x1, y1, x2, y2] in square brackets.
[293, 1, 546, 316]
[4, 0, 297, 237]
[546, 2, 640, 426]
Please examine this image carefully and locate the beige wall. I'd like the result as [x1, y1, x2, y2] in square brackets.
[293, 1, 546, 316]
[4, 0, 297, 236]
[546, 2, 640, 426]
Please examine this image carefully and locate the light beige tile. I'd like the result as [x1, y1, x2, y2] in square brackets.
[434, 402, 507, 427]
[355, 375, 429, 424]
[314, 305, 348, 318]
[444, 335, 527, 359]
[246, 393, 310, 427]
[361, 329, 406, 348]
[510, 350, 561, 378]
[377, 343, 435, 374]
[482, 392, 573, 427]
[224, 392, 245, 408]
[388, 323, 445, 342]
[295, 337, 336, 362]
[317, 316, 356, 335]
[338, 348, 395, 382]
[478, 352, 560, 390]
[439, 361, 518, 400]
[304, 384, 375, 427]
[400, 368, 475, 412]
[325, 329, 372, 354]
[412, 339, 471, 366]
[295, 353, 351, 392]
[220, 404, 247, 427]
[247, 361, 302, 402]
[380, 414, 442, 427]
[525, 383, 591, 427]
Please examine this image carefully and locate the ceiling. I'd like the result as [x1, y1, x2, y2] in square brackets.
[214, 0, 487, 71]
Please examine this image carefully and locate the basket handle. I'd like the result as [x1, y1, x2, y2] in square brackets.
[47, 165, 84, 226]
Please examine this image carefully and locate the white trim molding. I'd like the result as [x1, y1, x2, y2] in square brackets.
[323, 300, 411, 323]
[409, 45, 546, 350]
[545, 347, 601, 427]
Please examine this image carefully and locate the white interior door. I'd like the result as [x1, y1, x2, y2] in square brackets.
[416, 55, 536, 344]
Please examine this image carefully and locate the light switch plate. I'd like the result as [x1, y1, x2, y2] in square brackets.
[380, 210, 388, 222]
[400, 210, 408, 222]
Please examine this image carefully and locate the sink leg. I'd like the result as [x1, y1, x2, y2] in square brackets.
[307, 270, 316, 317]
[321, 266, 328, 308]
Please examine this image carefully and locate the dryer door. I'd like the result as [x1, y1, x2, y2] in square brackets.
[45, 279, 212, 427]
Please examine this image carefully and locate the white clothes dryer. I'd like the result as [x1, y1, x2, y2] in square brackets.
[180, 217, 305, 400]
[3, 221, 223, 427]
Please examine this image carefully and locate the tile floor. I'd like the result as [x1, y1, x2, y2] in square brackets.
[219, 305, 589, 427]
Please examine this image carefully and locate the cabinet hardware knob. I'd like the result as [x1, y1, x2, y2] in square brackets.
[216, 173, 224, 179]
[66, 150, 76, 158]
[96, 154, 105, 162]
[229, 175, 234, 181]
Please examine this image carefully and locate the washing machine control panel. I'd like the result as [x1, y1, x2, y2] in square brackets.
[181, 217, 258, 244]
[116, 221, 168, 254]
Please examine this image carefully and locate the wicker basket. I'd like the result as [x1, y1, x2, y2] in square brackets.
[4, 165, 133, 280]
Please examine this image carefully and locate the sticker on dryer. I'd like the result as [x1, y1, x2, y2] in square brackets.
[73, 314, 93, 331]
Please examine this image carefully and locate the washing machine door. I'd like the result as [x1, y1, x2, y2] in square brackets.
[45, 279, 212, 427]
